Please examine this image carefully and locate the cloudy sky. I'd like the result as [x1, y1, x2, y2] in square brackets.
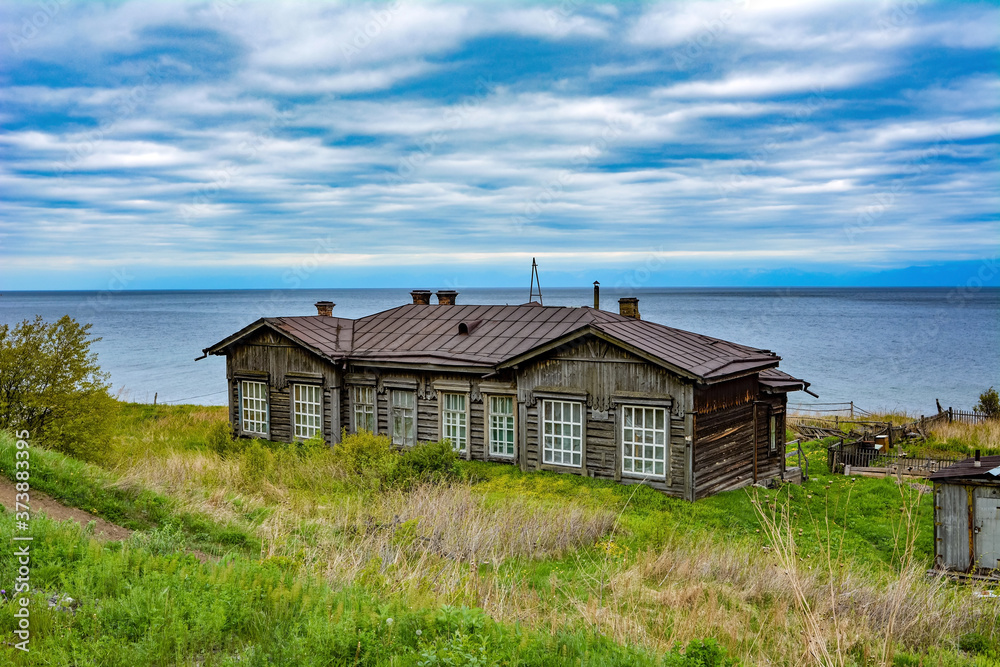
[1, 0, 998, 290]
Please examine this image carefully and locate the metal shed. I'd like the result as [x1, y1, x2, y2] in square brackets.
[929, 452, 1000, 573]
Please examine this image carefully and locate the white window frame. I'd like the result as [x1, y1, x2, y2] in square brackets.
[769, 413, 777, 454]
[541, 399, 583, 468]
[487, 394, 516, 458]
[441, 392, 468, 453]
[239, 379, 269, 437]
[391, 389, 416, 447]
[621, 405, 667, 478]
[292, 384, 323, 440]
[352, 385, 376, 433]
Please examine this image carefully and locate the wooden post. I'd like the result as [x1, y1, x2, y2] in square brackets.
[153, 392, 157, 406]
[850, 401, 854, 419]
[948, 407, 953, 423]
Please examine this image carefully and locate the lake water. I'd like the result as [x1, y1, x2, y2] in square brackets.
[1, 288, 997, 416]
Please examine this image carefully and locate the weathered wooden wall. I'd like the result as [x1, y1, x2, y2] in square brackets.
[225, 326, 339, 445]
[693, 397, 755, 499]
[516, 336, 692, 498]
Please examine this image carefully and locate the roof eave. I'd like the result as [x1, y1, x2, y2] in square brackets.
[203, 318, 344, 365]
[496, 325, 705, 382]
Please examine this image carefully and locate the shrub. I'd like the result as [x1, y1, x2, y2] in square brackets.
[332, 430, 398, 483]
[975, 387, 999, 418]
[242, 440, 274, 486]
[398, 439, 460, 483]
[206, 420, 243, 458]
[0, 315, 119, 460]
[297, 431, 329, 458]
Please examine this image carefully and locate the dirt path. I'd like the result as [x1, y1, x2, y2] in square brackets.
[0, 477, 132, 541]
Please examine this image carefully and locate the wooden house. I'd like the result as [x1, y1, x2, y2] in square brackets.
[203, 289, 811, 500]
[929, 453, 1000, 573]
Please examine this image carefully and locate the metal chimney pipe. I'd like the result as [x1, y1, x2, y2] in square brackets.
[593, 281, 600, 309]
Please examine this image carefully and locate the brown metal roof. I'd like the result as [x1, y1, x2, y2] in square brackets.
[759, 368, 811, 393]
[206, 302, 804, 386]
[929, 456, 1000, 482]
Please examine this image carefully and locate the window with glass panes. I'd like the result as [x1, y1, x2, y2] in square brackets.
[240, 380, 268, 435]
[769, 414, 777, 454]
[391, 390, 415, 446]
[353, 386, 375, 433]
[293, 384, 322, 439]
[442, 393, 467, 452]
[541, 400, 582, 467]
[488, 395, 515, 457]
[621, 406, 667, 477]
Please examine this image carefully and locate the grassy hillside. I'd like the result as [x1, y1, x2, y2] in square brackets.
[2, 404, 998, 666]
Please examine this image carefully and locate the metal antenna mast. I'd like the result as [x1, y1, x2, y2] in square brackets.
[528, 257, 543, 305]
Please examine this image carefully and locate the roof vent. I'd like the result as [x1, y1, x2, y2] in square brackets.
[410, 290, 432, 305]
[618, 297, 640, 320]
[457, 320, 481, 335]
[436, 290, 458, 305]
[315, 301, 335, 316]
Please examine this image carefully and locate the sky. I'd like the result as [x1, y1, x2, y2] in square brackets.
[1, 0, 998, 290]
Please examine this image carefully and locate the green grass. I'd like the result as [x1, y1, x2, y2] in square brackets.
[2, 404, 998, 666]
[0, 431, 259, 556]
[0, 513, 731, 666]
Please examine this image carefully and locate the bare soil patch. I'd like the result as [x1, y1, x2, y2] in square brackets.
[0, 476, 132, 541]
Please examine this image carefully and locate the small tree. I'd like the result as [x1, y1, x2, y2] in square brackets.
[0, 315, 118, 459]
[975, 387, 999, 419]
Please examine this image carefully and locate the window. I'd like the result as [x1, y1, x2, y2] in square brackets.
[489, 395, 516, 457]
[391, 390, 415, 446]
[541, 400, 583, 467]
[769, 414, 777, 454]
[442, 393, 468, 452]
[293, 384, 322, 439]
[622, 406, 666, 477]
[240, 380, 269, 436]
[353, 386, 375, 433]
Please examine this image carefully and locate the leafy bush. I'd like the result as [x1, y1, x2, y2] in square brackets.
[665, 639, 738, 667]
[0, 315, 119, 460]
[399, 439, 460, 483]
[206, 419, 245, 458]
[332, 430, 399, 483]
[241, 440, 274, 486]
[297, 431, 329, 457]
[975, 387, 999, 418]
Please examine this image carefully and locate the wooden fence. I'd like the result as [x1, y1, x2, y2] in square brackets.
[827, 439, 960, 478]
[946, 408, 992, 425]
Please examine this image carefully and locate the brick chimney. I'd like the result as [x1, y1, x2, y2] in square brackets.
[436, 290, 458, 305]
[410, 290, 432, 305]
[314, 301, 335, 316]
[618, 297, 640, 319]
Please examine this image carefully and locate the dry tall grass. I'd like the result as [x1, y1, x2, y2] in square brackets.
[104, 415, 999, 665]
[930, 419, 1000, 455]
